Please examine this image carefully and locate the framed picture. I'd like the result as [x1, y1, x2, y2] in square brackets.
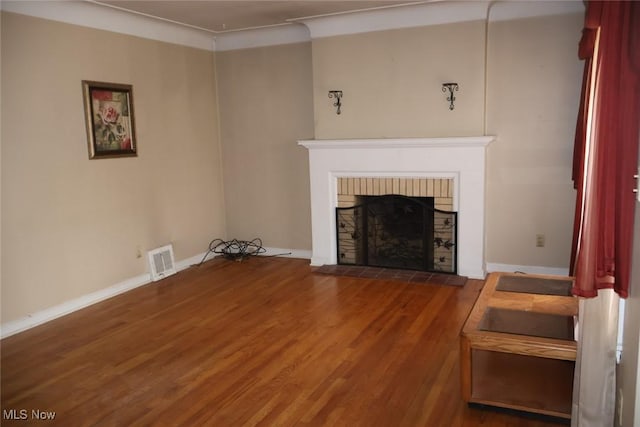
[82, 80, 137, 159]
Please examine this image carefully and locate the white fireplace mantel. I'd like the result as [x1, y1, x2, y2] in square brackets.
[298, 137, 493, 150]
[299, 136, 494, 279]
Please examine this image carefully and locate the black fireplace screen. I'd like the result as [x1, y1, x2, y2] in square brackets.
[336, 194, 457, 273]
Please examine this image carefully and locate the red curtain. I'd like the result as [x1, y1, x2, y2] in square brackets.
[571, 1, 640, 298]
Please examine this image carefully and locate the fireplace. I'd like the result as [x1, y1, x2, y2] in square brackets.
[298, 137, 494, 279]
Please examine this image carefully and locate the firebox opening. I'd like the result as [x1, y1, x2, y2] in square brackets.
[336, 194, 458, 274]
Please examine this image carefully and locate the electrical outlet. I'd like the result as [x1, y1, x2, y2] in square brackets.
[536, 234, 545, 247]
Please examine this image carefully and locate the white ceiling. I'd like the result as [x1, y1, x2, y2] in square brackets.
[94, 1, 426, 33]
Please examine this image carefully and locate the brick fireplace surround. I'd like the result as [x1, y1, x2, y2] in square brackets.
[299, 137, 494, 279]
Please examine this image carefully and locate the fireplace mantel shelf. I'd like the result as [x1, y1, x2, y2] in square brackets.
[298, 136, 494, 150]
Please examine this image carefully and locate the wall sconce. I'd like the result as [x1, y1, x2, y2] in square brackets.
[328, 90, 343, 115]
[441, 83, 459, 110]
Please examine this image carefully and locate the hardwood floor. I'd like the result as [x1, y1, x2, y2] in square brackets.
[1, 257, 566, 426]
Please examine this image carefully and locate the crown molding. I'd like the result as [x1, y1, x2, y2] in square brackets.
[0, 0, 216, 51]
[214, 24, 310, 52]
[1, 1, 584, 52]
[488, 1, 584, 22]
[296, 1, 584, 40]
[295, 2, 491, 39]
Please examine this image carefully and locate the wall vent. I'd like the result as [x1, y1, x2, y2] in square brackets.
[148, 244, 177, 281]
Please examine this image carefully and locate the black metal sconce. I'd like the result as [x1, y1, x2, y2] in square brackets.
[441, 83, 459, 110]
[328, 90, 343, 115]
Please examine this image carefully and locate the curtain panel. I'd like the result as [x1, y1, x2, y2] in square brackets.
[571, 0, 640, 298]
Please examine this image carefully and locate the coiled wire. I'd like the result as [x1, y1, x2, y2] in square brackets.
[197, 238, 267, 265]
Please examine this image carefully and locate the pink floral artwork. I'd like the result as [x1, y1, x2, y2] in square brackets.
[83, 81, 136, 158]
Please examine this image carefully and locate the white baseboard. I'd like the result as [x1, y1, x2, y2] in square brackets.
[194, 246, 312, 264]
[309, 256, 330, 267]
[262, 247, 312, 260]
[485, 262, 570, 277]
[174, 252, 209, 270]
[1, 251, 207, 339]
[0, 248, 311, 339]
[458, 268, 486, 280]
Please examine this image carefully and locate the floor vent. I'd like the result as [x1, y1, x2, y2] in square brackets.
[148, 244, 177, 281]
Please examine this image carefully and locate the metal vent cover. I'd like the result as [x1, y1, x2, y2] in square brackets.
[148, 244, 177, 281]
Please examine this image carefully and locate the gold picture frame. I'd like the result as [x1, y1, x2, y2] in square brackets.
[82, 80, 137, 159]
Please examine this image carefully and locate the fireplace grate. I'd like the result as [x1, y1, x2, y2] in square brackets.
[336, 194, 457, 274]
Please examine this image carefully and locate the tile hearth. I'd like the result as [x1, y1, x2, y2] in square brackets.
[314, 265, 467, 287]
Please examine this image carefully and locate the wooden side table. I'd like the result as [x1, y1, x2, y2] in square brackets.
[460, 272, 578, 419]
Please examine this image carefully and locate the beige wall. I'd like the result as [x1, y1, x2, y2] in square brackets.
[1, 13, 226, 322]
[485, 12, 583, 268]
[309, 11, 583, 269]
[311, 21, 486, 139]
[0, 6, 586, 325]
[216, 43, 314, 250]
[0, 11, 3, 324]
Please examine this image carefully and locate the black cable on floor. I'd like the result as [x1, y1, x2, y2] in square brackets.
[196, 238, 268, 266]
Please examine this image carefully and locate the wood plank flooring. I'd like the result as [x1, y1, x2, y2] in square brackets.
[1, 257, 566, 426]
